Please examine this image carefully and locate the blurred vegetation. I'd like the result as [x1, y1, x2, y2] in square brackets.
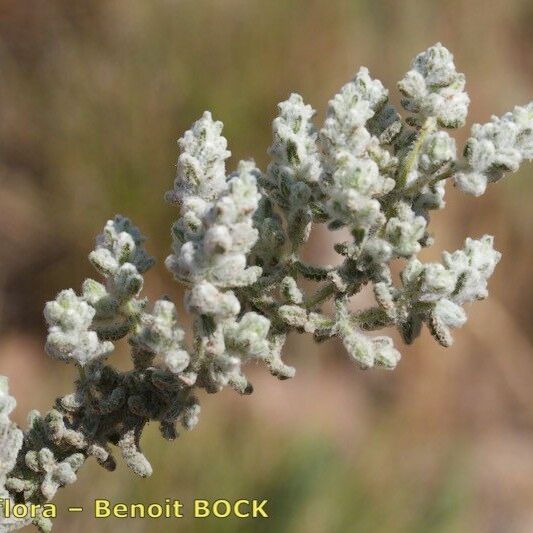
[0, 1, 532, 531]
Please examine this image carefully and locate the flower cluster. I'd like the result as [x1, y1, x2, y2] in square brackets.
[455, 103, 533, 195]
[44, 289, 113, 366]
[398, 42, 470, 128]
[396, 235, 501, 346]
[0, 379, 30, 531]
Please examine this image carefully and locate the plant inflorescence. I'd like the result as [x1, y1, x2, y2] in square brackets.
[1, 43, 531, 531]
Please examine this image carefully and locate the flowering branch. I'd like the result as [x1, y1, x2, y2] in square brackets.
[0, 43, 531, 531]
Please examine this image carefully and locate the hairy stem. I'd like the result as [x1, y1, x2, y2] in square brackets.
[304, 282, 336, 309]
[394, 117, 436, 191]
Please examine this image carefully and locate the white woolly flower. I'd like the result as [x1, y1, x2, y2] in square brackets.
[334, 152, 394, 197]
[166, 111, 231, 205]
[335, 298, 401, 370]
[267, 93, 321, 185]
[398, 43, 470, 128]
[167, 158, 262, 287]
[0, 377, 26, 532]
[401, 259, 456, 303]
[372, 336, 402, 369]
[417, 263, 457, 302]
[329, 189, 383, 229]
[83, 216, 151, 341]
[0, 378, 17, 425]
[322, 91, 373, 148]
[443, 235, 501, 304]
[185, 281, 240, 318]
[223, 312, 271, 360]
[358, 237, 394, 274]
[397, 236, 500, 347]
[89, 215, 154, 276]
[320, 67, 394, 177]
[433, 299, 467, 329]
[455, 103, 533, 196]
[44, 289, 113, 366]
[322, 151, 393, 230]
[200, 312, 274, 394]
[418, 131, 457, 175]
[0, 377, 23, 474]
[322, 67, 387, 145]
[132, 300, 190, 374]
[291, 69, 396, 265]
[385, 202, 427, 257]
[342, 330, 401, 370]
[350, 67, 389, 110]
[25, 448, 84, 501]
[264, 93, 323, 248]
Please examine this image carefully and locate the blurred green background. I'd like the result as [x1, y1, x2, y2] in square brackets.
[1, 0, 532, 531]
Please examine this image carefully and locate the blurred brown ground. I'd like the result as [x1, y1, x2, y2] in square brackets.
[0, 1, 532, 532]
